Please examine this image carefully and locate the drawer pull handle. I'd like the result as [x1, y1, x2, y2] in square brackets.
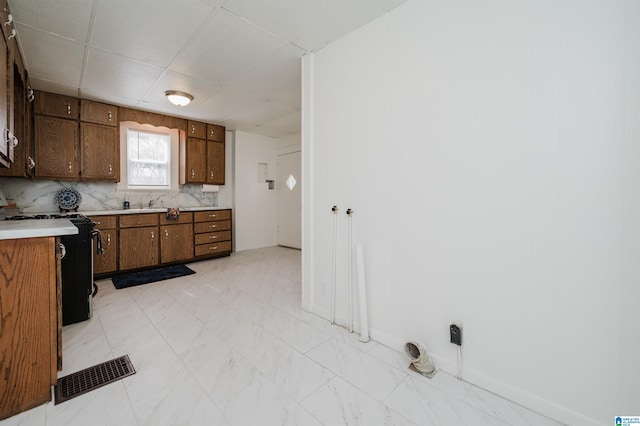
[208, 214, 216, 218]
[210, 246, 218, 250]
[210, 235, 217, 239]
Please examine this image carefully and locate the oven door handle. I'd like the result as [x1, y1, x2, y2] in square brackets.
[91, 230, 104, 255]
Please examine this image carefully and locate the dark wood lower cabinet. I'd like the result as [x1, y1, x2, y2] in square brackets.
[160, 223, 194, 263]
[118, 226, 159, 270]
[94, 228, 118, 274]
[0, 237, 59, 420]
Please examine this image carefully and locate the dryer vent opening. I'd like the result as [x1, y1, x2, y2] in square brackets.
[404, 341, 436, 378]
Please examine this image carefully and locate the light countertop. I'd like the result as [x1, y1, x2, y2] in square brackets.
[0, 219, 79, 240]
[81, 206, 231, 216]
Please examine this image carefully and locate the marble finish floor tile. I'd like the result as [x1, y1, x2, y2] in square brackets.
[307, 338, 407, 401]
[302, 377, 416, 426]
[0, 247, 565, 426]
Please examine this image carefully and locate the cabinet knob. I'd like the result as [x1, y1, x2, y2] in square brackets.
[210, 246, 218, 250]
[27, 156, 35, 169]
[209, 224, 217, 228]
[210, 171, 214, 178]
[191, 124, 195, 134]
[108, 111, 112, 122]
[210, 235, 217, 239]
[108, 164, 113, 174]
[164, 229, 169, 239]
[107, 234, 111, 245]
[66, 103, 71, 114]
[68, 162, 72, 173]
[208, 214, 216, 218]
[210, 129, 214, 137]
[151, 231, 155, 241]
[191, 169, 195, 178]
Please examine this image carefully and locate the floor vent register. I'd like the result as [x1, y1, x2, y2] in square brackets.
[54, 355, 136, 405]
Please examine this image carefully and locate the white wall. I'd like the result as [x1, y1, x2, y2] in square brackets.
[302, 1, 640, 425]
[233, 130, 278, 251]
[277, 132, 301, 155]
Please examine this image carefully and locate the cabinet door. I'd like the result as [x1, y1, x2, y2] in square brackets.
[187, 120, 206, 139]
[80, 123, 118, 181]
[94, 229, 117, 274]
[34, 91, 79, 119]
[184, 137, 206, 183]
[34, 116, 79, 179]
[160, 223, 194, 263]
[206, 124, 225, 142]
[80, 100, 117, 126]
[119, 226, 158, 270]
[0, 29, 7, 168]
[206, 141, 225, 184]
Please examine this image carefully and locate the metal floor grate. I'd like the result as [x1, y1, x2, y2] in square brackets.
[54, 355, 135, 404]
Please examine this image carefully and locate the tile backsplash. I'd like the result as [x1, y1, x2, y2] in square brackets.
[0, 178, 218, 213]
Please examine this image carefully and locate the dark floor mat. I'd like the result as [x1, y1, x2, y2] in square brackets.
[55, 355, 136, 404]
[111, 264, 195, 289]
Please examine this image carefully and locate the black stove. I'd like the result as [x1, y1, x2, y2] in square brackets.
[6, 213, 103, 325]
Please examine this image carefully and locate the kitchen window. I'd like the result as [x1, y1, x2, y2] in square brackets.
[127, 129, 170, 187]
[117, 122, 180, 191]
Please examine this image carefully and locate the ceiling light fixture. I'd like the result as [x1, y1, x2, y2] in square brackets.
[165, 90, 193, 107]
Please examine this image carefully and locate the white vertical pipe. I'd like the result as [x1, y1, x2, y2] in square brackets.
[347, 209, 353, 332]
[330, 206, 338, 324]
[355, 243, 369, 342]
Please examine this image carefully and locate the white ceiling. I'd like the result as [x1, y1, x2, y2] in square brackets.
[9, 0, 406, 138]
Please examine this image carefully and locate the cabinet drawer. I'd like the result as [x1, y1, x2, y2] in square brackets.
[206, 124, 225, 142]
[159, 211, 193, 225]
[194, 210, 230, 222]
[80, 100, 117, 126]
[34, 91, 79, 118]
[195, 230, 231, 245]
[187, 120, 207, 139]
[119, 213, 159, 228]
[195, 241, 231, 256]
[194, 220, 230, 233]
[90, 215, 117, 229]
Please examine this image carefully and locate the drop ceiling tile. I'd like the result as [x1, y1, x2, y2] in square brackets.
[169, 9, 287, 83]
[143, 71, 222, 108]
[226, 100, 297, 126]
[91, 0, 215, 68]
[83, 48, 164, 100]
[29, 78, 80, 98]
[294, 0, 407, 52]
[222, 0, 343, 42]
[257, 110, 301, 136]
[196, 87, 264, 122]
[15, 24, 84, 87]
[226, 44, 302, 98]
[10, 0, 92, 42]
[269, 85, 301, 109]
[80, 88, 141, 109]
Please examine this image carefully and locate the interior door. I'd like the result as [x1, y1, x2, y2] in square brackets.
[277, 151, 301, 249]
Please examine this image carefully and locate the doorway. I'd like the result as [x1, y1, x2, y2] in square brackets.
[277, 151, 301, 249]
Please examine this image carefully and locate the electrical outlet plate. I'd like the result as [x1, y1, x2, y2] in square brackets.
[450, 324, 462, 346]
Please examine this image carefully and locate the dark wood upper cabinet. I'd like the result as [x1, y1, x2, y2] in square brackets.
[80, 123, 118, 181]
[206, 123, 225, 142]
[34, 92, 79, 119]
[80, 100, 117, 126]
[180, 137, 207, 184]
[33, 116, 79, 180]
[207, 141, 225, 185]
[187, 120, 206, 139]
